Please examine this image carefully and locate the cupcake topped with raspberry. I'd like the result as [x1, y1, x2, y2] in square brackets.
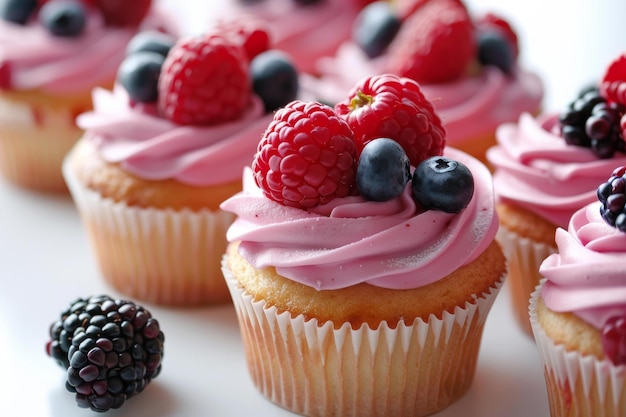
[220, 74, 505, 417]
[212, 0, 376, 74]
[62, 21, 301, 306]
[301, 0, 542, 163]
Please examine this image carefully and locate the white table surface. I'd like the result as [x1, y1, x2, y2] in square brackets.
[1, 1, 624, 416]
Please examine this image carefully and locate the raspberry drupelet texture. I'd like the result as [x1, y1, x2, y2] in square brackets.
[602, 315, 626, 366]
[601, 53, 626, 107]
[46, 295, 164, 412]
[214, 14, 272, 61]
[158, 33, 250, 125]
[335, 73, 445, 167]
[252, 100, 357, 209]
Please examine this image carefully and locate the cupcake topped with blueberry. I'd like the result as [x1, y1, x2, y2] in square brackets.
[300, 0, 543, 163]
[220, 73, 505, 417]
[62, 20, 302, 306]
[530, 167, 626, 415]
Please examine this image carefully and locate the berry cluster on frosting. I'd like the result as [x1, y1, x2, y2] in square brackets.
[252, 73, 474, 213]
[117, 16, 299, 125]
[45, 295, 164, 412]
[0, 0, 152, 31]
[558, 54, 626, 159]
[352, 0, 519, 84]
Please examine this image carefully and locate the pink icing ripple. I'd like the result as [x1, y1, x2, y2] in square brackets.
[221, 147, 498, 290]
[487, 112, 626, 228]
[540, 203, 626, 329]
[78, 86, 272, 186]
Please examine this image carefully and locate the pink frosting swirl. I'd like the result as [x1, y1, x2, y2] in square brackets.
[0, 7, 174, 94]
[540, 203, 626, 330]
[299, 42, 543, 145]
[214, 0, 361, 73]
[77, 86, 273, 186]
[487, 113, 626, 228]
[221, 147, 498, 290]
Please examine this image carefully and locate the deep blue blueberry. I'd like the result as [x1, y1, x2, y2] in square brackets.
[353, 1, 401, 58]
[117, 52, 165, 103]
[39, 0, 87, 37]
[126, 31, 176, 58]
[476, 30, 514, 74]
[0, 0, 37, 24]
[356, 138, 410, 202]
[412, 156, 474, 213]
[251, 50, 299, 113]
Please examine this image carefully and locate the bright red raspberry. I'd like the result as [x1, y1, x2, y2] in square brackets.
[93, 0, 151, 27]
[253, 100, 357, 209]
[386, 0, 475, 84]
[158, 34, 250, 125]
[476, 12, 519, 58]
[335, 74, 445, 167]
[214, 15, 272, 61]
[601, 53, 626, 106]
[602, 315, 626, 365]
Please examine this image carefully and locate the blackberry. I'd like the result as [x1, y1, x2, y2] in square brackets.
[597, 166, 626, 231]
[46, 295, 164, 412]
[559, 86, 626, 158]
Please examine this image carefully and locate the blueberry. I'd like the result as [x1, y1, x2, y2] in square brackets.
[39, 0, 86, 37]
[126, 31, 176, 58]
[476, 30, 514, 74]
[356, 138, 410, 202]
[117, 52, 165, 103]
[0, 0, 37, 24]
[412, 156, 474, 213]
[352, 1, 401, 58]
[251, 50, 299, 113]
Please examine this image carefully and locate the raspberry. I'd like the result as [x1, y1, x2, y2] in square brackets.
[602, 315, 626, 365]
[393, 0, 429, 20]
[386, 0, 475, 84]
[252, 100, 357, 208]
[600, 53, 626, 106]
[334, 74, 445, 167]
[475, 12, 519, 59]
[158, 34, 250, 125]
[46, 295, 164, 412]
[93, 0, 151, 27]
[214, 15, 272, 61]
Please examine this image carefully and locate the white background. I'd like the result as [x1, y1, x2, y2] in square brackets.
[1, 1, 625, 416]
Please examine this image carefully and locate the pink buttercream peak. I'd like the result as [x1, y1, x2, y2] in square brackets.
[221, 147, 498, 291]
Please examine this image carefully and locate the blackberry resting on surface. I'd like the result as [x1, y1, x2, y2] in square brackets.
[46, 295, 164, 412]
[597, 166, 626, 231]
[559, 86, 626, 159]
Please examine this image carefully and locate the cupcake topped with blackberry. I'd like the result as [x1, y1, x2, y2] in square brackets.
[62, 21, 301, 306]
[300, 0, 543, 163]
[0, 0, 177, 192]
[220, 73, 505, 417]
[530, 167, 626, 416]
[486, 51, 626, 335]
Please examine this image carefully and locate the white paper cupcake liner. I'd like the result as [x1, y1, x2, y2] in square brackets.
[529, 280, 626, 416]
[0, 97, 83, 193]
[223, 255, 505, 417]
[497, 225, 556, 335]
[63, 157, 235, 305]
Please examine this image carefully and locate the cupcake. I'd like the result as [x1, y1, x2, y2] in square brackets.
[220, 74, 506, 416]
[530, 168, 626, 416]
[486, 52, 626, 335]
[300, 0, 543, 164]
[63, 24, 300, 305]
[211, 0, 374, 74]
[0, 0, 176, 193]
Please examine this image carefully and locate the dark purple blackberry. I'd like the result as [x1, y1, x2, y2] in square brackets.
[46, 295, 164, 412]
[597, 166, 626, 231]
[559, 86, 626, 158]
